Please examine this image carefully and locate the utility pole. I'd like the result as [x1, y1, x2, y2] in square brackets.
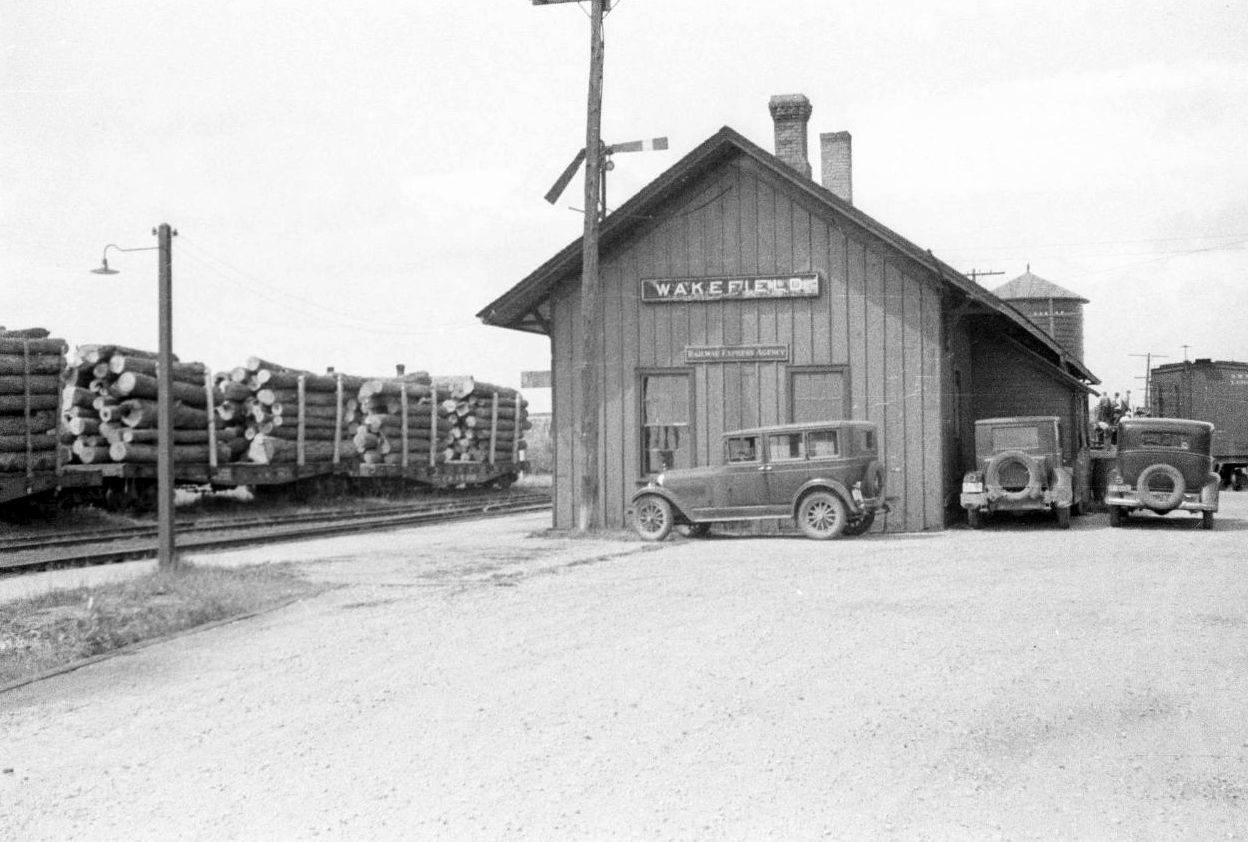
[155, 223, 178, 569]
[1129, 352, 1168, 414]
[533, 0, 608, 530]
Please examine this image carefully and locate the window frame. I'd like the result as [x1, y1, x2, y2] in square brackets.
[787, 365, 851, 423]
[637, 367, 696, 475]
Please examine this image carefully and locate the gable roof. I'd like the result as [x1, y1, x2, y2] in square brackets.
[993, 270, 1088, 303]
[477, 125, 1097, 384]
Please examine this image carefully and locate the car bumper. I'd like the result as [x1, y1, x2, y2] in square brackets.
[960, 488, 1071, 512]
[1105, 489, 1218, 513]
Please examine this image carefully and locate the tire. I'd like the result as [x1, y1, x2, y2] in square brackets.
[1201, 510, 1214, 530]
[1136, 463, 1186, 511]
[796, 490, 848, 540]
[842, 512, 875, 536]
[984, 450, 1044, 502]
[1108, 506, 1124, 528]
[861, 460, 885, 499]
[632, 494, 674, 542]
[967, 508, 983, 530]
[1056, 506, 1071, 529]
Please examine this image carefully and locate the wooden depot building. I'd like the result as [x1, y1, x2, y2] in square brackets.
[478, 93, 1099, 532]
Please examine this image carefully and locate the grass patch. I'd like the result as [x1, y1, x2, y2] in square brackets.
[0, 563, 327, 688]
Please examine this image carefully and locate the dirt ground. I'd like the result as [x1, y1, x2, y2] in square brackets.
[2, 497, 1246, 841]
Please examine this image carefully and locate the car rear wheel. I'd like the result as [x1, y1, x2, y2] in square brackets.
[842, 512, 875, 536]
[632, 494, 674, 542]
[1201, 510, 1214, 530]
[797, 491, 847, 540]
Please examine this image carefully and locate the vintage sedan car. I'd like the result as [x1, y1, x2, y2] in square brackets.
[960, 416, 1089, 529]
[629, 420, 887, 541]
[1106, 417, 1218, 529]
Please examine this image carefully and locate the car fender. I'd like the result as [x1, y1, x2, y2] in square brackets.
[1048, 465, 1074, 506]
[628, 485, 690, 521]
[1201, 473, 1221, 509]
[791, 478, 856, 517]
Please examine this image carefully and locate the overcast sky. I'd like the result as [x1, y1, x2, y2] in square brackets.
[3, 1, 1245, 414]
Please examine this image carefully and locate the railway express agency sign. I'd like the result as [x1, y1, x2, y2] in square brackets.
[641, 273, 821, 303]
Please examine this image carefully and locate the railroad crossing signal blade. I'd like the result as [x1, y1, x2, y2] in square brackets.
[544, 148, 587, 205]
[543, 137, 669, 205]
[605, 137, 668, 154]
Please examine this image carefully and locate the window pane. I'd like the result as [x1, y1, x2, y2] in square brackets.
[807, 430, 839, 457]
[726, 435, 759, 463]
[768, 433, 805, 461]
[991, 427, 1039, 451]
[791, 371, 845, 423]
[642, 374, 692, 474]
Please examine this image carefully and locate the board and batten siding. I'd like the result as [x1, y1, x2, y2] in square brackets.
[549, 153, 945, 532]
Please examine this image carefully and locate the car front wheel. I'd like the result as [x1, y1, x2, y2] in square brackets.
[633, 495, 674, 541]
[797, 491, 847, 540]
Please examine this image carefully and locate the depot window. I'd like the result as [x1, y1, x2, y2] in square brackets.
[641, 371, 693, 474]
[789, 366, 848, 423]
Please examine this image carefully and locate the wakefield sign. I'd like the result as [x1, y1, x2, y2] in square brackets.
[641, 273, 821, 303]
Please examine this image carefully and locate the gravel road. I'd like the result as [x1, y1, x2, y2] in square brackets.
[2, 497, 1246, 840]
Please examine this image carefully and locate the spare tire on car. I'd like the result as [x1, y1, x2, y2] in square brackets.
[1136, 463, 1186, 511]
[984, 450, 1044, 501]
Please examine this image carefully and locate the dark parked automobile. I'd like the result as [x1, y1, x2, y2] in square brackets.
[960, 416, 1089, 529]
[1106, 417, 1219, 529]
[629, 420, 887, 541]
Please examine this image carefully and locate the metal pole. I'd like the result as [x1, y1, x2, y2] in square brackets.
[155, 223, 178, 569]
[576, 0, 606, 531]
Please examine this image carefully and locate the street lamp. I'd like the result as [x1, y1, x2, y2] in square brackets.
[90, 223, 179, 570]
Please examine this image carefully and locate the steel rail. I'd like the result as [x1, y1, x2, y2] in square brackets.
[0, 492, 551, 555]
[0, 498, 552, 574]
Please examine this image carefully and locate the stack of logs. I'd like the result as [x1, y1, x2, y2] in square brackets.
[351, 370, 454, 466]
[220, 357, 366, 466]
[438, 378, 529, 465]
[0, 328, 67, 474]
[60, 345, 229, 465]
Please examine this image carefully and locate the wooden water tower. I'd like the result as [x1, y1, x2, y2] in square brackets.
[993, 268, 1088, 362]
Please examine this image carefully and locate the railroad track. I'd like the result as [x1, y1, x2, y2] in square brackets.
[0, 492, 552, 574]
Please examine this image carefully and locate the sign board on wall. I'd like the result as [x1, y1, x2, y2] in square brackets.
[684, 345, 790, 364]
[641, 273, 821, 303]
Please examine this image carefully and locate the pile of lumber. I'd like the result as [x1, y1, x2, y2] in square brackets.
[437, 378, 529, 464]
[0, 328, 68, 473]
[61, 344, 228, 465]
[224, 357, 366, 466]
[351, 370, 455, 466]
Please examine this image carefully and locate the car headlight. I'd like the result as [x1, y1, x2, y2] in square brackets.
[655, 472, 665, 487]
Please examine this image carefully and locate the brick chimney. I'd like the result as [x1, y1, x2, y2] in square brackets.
[820, 131, 852, 205]
[768, 94, 813, 179]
